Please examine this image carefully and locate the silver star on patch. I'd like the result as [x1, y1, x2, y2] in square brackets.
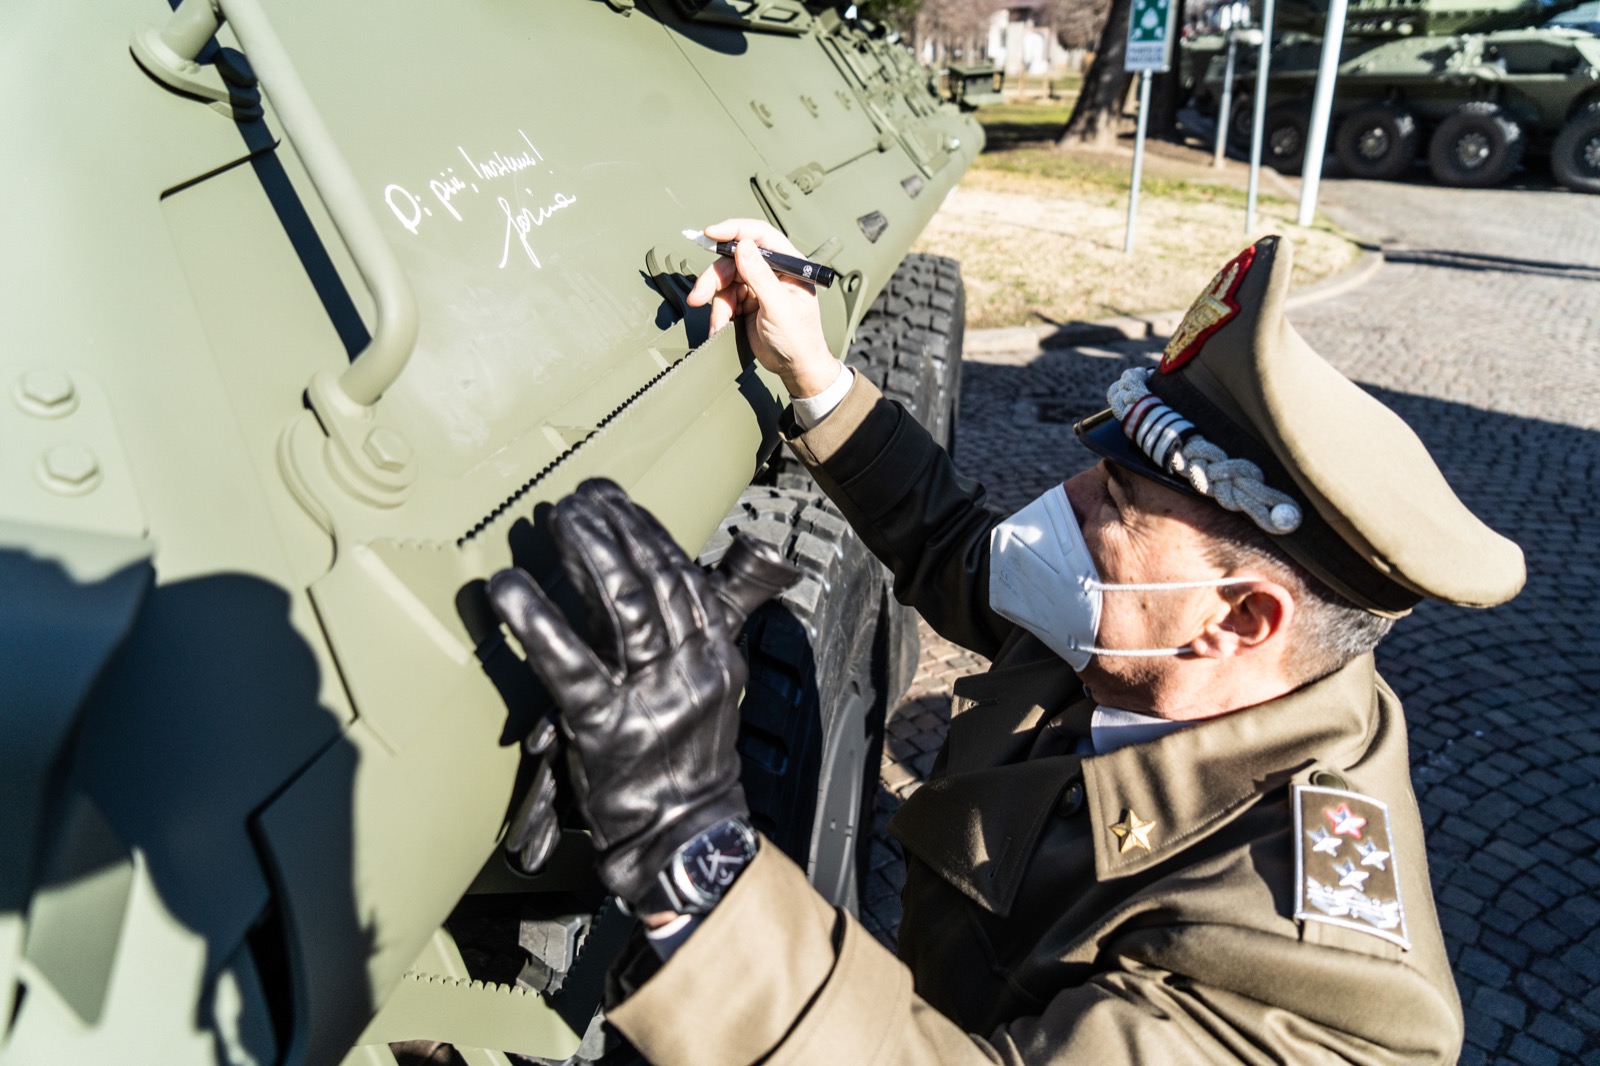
[1357, 840, 1391, 871]
[1307, 827, 1342, 856]
[1335, 860, 1370, 891]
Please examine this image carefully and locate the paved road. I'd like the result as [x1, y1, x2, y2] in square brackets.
[861, 177, 1600, 1064]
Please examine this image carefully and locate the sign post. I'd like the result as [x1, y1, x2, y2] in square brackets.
[1244, 0, 1277, 232]
[1123, 0, 1178, 254]
[1297, 0, 1350, 225]
[1213, 29, 1240, 168]
[1212, 3, 1252, 168]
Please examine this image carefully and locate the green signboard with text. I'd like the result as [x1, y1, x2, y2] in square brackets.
[1125, 0, 1177, 72]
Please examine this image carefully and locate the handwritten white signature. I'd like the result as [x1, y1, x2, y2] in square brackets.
[382, 129, 578, 270]
[499, 192, 578, 268]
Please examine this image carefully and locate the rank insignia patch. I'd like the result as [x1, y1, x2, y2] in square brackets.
[1293, 784, 1410, 950]
[1159, 245, 1255, 374]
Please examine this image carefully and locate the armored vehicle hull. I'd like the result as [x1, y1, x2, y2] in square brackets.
[1210, 27, 1600, 189]
[0, 2, 979, 1064]
[1188, 0, 1600, 190]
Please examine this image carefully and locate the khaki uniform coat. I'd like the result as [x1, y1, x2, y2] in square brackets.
[608, 378, 1465, 1065]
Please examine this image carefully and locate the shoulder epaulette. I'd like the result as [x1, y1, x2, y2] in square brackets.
[1293, 783, 1411, 950]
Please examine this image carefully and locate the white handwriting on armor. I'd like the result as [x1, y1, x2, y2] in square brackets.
[382, 129, 577, 269]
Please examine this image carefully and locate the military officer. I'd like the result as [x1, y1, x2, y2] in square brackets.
[488, 223, 1524, 1064]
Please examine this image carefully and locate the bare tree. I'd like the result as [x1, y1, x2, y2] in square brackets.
[1057, 0, 1133, 146]
[858, 0, 926, 33]
[913, 0, 996, 64]
[1054, 0, 1113, 50]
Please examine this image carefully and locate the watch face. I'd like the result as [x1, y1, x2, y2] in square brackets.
[674, 819, 757, 908]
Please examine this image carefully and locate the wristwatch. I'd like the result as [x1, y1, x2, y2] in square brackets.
[631, 817, 759, 916]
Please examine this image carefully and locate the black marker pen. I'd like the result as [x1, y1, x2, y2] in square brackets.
[683, 229, 837, 288]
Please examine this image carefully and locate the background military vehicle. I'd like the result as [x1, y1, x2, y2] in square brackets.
[0, 2, 979, 1064]
[1192, 0, 1600, 191]
[1547, 0, 1600, 33]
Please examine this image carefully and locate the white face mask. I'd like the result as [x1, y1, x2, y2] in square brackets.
[988, 484, 1245, 671]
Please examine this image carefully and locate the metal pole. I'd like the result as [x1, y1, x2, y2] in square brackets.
[1213, 29, 1239, 167]
[1244, 0, 1276, 232]
[1297, 0, 1349, 226]
[1124, 70, 1153, 255]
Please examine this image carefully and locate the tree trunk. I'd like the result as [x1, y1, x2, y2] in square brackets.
[1057, 0, 1134, 148]
[1145, 70, 1183, 139]
[1144, 0, 1188, 138]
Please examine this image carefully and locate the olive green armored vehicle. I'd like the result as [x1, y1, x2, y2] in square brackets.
[1195, 0, 1600, 191]
[0, 2, 979, 1064]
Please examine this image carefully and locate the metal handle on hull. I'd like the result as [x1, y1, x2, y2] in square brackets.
[138, 0, 419, 409]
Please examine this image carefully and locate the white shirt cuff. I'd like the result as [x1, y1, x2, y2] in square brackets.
[790, 365, 854, 430]
[644, 912, 703, 960]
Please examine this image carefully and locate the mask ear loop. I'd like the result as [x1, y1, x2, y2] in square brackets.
[1074, 644, 1196, 658]
[1073, 577, 1257, 659]
[1085, 577, 1255, 593]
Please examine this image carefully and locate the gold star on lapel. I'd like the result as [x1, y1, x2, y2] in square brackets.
[1110, 808, 1156, 854]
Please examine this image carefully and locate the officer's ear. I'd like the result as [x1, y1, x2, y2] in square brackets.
[1189, 579, 1295, 660]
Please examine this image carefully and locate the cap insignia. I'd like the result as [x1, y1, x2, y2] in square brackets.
[1160, 245, 1256, 374]
[1109, 808, 1156, 854]
[1293, 784, 1410, 949]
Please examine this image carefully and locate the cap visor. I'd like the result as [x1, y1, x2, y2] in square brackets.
[1074, 408, 1206, 501]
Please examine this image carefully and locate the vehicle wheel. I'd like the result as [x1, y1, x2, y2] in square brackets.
[1428, 101, 1524, 187]
[1261, 101, 1312, 174]
[844, 252, 964, 455]
[699, 486, 894, 913]
[768, 252, 963, 501]
[825, 252, 962, 720]
[1551, 102, 1600, 194]
[771, 252, 964, 488]
[1334, 101, 1420, 180]
[765, 251, 965, 746]
[1226, 94, 1255, 152]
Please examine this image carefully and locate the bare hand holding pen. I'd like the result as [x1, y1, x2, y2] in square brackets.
[685, 219, 842, 400]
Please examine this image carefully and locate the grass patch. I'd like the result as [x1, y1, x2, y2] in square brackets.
[913, 142, 1358, 329]
[973, 101, 1078, 151]
[974, 147, 1285, 211]
[975, 102, 1076, 130]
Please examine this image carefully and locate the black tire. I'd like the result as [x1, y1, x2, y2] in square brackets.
[1227, 94, 1255, 152]
[1261, 101, 1312, 174]
[1428, 102, 1524, 187]
[844, 252, 964, 455]
[771, 252, 965, 491]
[835, 253, 963, 735]
[699, 486, 893, 913]
[1334, 101, 1420, 180]
[1551, 102, 1600, 194]
[765, 252, 965, 762]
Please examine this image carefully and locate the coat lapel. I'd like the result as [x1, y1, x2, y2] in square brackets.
[942, 635, 1085, 776]
[889, 755, 1082, 918]
[1086, 654, 1380, 881]
[892, 646, 1382, 915]
[892, 635, 1087, 917]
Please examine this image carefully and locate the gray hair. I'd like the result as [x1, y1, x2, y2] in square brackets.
[1191, 505, 1395, 682]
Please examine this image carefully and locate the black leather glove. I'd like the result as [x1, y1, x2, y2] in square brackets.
[501, 711, 562, 875]
[488, 479, 798, 909]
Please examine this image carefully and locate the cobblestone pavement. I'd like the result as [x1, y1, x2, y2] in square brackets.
[859, 177, 1600, 1064]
